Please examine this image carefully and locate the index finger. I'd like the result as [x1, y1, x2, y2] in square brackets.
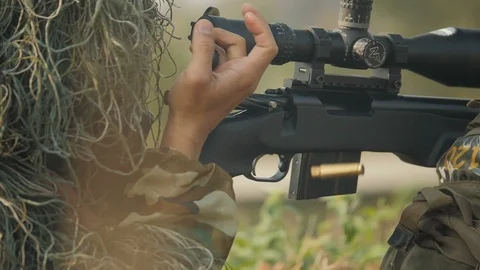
[188, 19, 216, 72]
[241, 5, 278, 73]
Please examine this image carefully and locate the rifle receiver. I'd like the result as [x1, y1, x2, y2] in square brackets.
[190, 1, 480, 199]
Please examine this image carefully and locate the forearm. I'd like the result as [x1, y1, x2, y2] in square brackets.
[64, 146, 237, 268]
[160, 115, 208, 161]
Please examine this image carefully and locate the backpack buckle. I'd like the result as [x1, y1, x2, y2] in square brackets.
[387, 225, 416, 252]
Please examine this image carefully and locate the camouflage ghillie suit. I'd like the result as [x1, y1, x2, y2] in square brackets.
[0, 0, 235, 269]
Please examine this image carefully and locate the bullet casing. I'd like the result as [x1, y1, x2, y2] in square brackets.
[311, 163, 365, 179]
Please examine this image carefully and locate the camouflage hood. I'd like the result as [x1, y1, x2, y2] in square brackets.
[0, 0, 226, 269]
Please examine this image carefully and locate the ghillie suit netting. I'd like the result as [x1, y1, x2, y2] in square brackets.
[0, 0, 220, 269]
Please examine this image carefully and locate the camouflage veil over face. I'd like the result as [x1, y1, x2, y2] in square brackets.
[0, 0, 226, 269]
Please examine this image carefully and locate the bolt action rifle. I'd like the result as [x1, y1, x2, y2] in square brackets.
[188, 0, 480, 200]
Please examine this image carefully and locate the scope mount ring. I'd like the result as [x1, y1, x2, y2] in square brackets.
[243, 154, 292, 182]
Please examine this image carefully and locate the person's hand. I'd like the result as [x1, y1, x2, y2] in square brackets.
[161, 3, 278, 160]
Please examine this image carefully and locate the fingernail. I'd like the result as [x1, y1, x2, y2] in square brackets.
[197, 19, 213, 34]
[244, 12, 256, 20]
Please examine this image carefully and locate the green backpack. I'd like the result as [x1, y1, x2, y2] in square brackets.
[381, 110, 480, 270]
[380, 183, 480, 270]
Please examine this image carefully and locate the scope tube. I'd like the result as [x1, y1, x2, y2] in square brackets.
[191, 7, 480, 88]
[197, 14, 317, 65]
[401, 27, 480, 88]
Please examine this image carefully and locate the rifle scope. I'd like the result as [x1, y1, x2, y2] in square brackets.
[190, 0, 480, 88]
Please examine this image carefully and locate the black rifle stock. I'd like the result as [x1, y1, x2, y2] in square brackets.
[188, 1, 480, 200]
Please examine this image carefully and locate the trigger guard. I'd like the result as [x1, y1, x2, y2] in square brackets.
[244, 154, 291, 182]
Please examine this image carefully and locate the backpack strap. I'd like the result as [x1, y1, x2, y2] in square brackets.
[387, 185, 480, 269]
[387, 187, 454, 251]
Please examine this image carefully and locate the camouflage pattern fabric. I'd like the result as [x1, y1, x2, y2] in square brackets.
[436, 111, 480, 182]
[85, 146, 238, 267]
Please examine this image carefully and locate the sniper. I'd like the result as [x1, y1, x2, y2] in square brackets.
[0, 0, 277, 269]
[0, 0, 479, 270]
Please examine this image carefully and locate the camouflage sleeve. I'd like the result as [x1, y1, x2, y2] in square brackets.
[436, 112, 480, 182]
[101, 147, 238, 266]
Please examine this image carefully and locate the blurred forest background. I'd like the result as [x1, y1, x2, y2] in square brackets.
[153, 0, 480, 269]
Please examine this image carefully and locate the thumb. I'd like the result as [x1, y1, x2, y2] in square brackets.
[189, 19, 215, 72]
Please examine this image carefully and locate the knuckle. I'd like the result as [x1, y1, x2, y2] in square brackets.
[215, 45, 226, 56]
[244, 83, 256, 94]
[197, 42, 214, 54]
[239, 78, 255, 91]
[270, 42, 279, 55]
[183, 70, 210, 87]
[236, 35, 247, 49]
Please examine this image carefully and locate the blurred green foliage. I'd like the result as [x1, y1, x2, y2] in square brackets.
[226, 191, 416, 269]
